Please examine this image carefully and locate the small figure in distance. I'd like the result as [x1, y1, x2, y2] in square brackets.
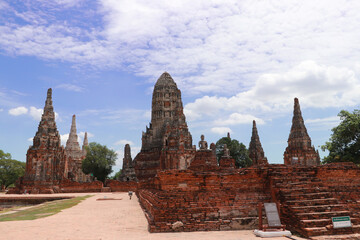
[198, 134, 208, 150]
[128, 191, 133, 200]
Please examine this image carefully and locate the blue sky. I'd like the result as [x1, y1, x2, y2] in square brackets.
[1, 0, 360, 174]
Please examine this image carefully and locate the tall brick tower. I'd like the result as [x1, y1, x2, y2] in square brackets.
[135, 72, 195, 180]
[119, 144, 137, 181]
[24, 88, 68, 185]
[248, 120, 268, 165]
[65, 115, 89, 182]
[284, 98, 320, 166]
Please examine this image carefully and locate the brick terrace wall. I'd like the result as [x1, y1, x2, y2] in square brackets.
[59, 179, 103, 193]
[316, 162, 360, 212]
[138, 167, 271, 232]
[105, 179, 138, 192]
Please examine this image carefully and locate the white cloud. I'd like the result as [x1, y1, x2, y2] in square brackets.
[305, 116, 340, 130]
[27, 137, 33, 142]
[211, 127, 232, 135]
[185, 61, 360, 128]
[0, 108, 3, 112]
[1, 1, 360, 95]
[60, 133, 69, 146]
[214, 113, 265, 126]
[29, 106, 43, 121]
[114, 139, 134, 146]
[56, 84, 85, 92]
[8, 106, 28, 116]
[7, 105, 60, 122]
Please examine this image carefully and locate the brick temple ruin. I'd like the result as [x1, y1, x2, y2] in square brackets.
[7, 73, 360, 238]
[136, 73, 360, 239]
[134, 72, 196, 180]
[9, 89, 103, 193]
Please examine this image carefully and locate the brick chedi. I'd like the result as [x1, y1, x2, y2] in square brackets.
[135, 72, 195, 180]
[248, 120, 268, 165]
[284, 98, 320, 166]
[119, 144, 137, 182]
[65, 115, 90, 183]
[23, 88, 68, 190]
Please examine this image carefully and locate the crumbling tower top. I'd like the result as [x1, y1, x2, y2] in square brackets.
[32, 88, 60, 149]
[284, 98, 320, 166]
[248, 120, 268, 165]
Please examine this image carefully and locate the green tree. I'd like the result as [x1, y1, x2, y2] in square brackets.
[321, 110, 360, 164]
[215, 137, 252, 168]
[112, 169, 122, 180]
[82, 142, 117, 182]
[0, 150, 26, 189]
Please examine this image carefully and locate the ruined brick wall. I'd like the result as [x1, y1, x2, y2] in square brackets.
[105, 179, 138, 192]
[138, 168, 271, 232]
[316, 162, 360, 202]
[59, 179, 103, 193]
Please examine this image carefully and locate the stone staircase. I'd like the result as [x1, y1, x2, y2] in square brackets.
[269, 167, 360, 238]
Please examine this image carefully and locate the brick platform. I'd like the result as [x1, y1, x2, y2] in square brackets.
[137, 163, 360, 238]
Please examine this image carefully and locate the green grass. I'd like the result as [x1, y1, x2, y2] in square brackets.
[0, 195, 92, 222]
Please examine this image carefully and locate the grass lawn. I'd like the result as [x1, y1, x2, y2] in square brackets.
[0, 195, 92, 221]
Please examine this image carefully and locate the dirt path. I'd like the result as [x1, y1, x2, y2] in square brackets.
[0, 193, 305, 240]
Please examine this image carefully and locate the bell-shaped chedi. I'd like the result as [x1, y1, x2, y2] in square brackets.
[24, 88, 68, 184]
[284, 98, 320, 166]
[119, 144, 137, 182]
[135, 72, 195, 180]
[248, 120, 268, 165]
[65, 115, 90, 182]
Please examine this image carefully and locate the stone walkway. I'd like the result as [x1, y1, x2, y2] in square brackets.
[0, 193, 306, 240]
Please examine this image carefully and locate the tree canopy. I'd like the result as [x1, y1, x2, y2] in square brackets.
[215, 137, 252, 168]
[0, 150, 25, 189]
[82, 142, 117, 182]
[321, 110, 360, 164]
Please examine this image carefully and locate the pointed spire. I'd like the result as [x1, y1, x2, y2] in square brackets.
[249, 120, 268, 165]
[288, 98, 311, 147]
[227, 132, 231, 139]
[284, 98, 320, 166]
[122, 144, 132, 169]
[82, 132, 88, 149]
[65, 115, 81, 151]
[32, 88, 60, 148]
[154, 72, 177, 88]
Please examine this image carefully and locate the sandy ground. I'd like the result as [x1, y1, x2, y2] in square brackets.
[0, 193, 306, 240]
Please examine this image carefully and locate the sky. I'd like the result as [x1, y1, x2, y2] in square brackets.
[1, 0, 360, 174]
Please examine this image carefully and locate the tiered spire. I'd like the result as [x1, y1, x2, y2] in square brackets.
[248, 120, 268, 165]
[82, 132, 88, 150]
[32, 88, 61, 149]
[25, 88, 67, 183]
[65, 115, 81, 152]
[284, 98, 320, 166]
[119, 144, 137, 181]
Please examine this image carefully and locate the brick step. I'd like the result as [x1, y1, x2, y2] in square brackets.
[292, 204, 347, 213]
[310, 233, 360, 240]
[296, 210, 350, 220]
[303, 226, 328, 237]
[301, 218, 360, 228]
[279, 187, 329, 195]
[305, 225, 360, 239]
[272, 177, 319, 183]
[282, 192, 333, 201]
[274, 181, 322, 188]
[270, 173, 317, 178]
[286, 198, 339, 207]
